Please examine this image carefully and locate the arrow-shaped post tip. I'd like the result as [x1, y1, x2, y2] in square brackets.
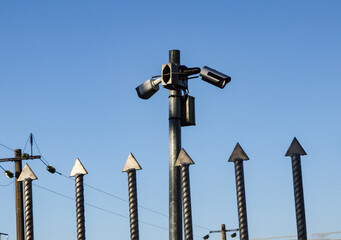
[70, 158, 88, 177]
[285, 137, 307, 157]
[122, 153, 142, 172]
[18, 164, 38, 181]
[228, 143, 249, 162]
[175, 148, 195, 166]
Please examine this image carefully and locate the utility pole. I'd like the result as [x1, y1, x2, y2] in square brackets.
[18, 164, 38, 240]
[168, 50, 183, 240]
[285, 137, 308, 240]
[221, 224, 226, 240]
[70, 158, 88, 240]
[175, 148, 195, 240]
[0, 149, 40, 240]
[135, 49, 231, 240]
[228, 143, 250, 240]
[122, 153, 142, 240]
[15, 149, 25, 240]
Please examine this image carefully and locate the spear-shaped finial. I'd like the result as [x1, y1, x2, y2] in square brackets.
[228, 143, 250, 240]
[70, 158, 88, 240]
[18, 164, 38, 240]
[285, 137, 308, 240]
[175, 148, 195, 240]
[123, 153, 142, 240]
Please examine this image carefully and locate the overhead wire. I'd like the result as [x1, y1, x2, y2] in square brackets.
[0, 143, 14, 152]
[22, 135, 30, 153]
[34, 184, 173, 233]
[32, 134, 212, 232]
[0, 180, 14, 187]
[34, 182, 204, 238]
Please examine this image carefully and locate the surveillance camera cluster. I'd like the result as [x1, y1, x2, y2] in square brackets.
[136, 64, 231, 100]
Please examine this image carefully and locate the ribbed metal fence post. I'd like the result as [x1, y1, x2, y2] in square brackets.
[122, 153, 142, 240]
[70, 158, 88, 240]
[285, 137, 308, 240]
[228, 143, 250, 240]
[18, 164, 38, 240]
[175, 148, 195, 240]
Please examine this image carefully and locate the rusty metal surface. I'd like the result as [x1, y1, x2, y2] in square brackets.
[24, 180, 34, 240]
[127, 169, 139, 240]
[75, 175, 86, 240]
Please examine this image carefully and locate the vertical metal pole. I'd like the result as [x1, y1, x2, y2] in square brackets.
[24, 179, 34, 240]
[169, 49, 182, 240]
[75, 174, 86, 240]
[291, 155, 307, 240]
[181, 165, 193, 240]
[127, 169, 139, 240]
[234, 161, 249, 240]
[14, 149, 24, 240]
[221, 224, 226, 240]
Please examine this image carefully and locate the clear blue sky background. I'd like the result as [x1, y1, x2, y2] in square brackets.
[1, 1, 340, 239]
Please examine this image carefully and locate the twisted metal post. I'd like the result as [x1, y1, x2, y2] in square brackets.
[285, 137, 308, 240]
[181, 165, 193, 240]
[127, 169, 139, 240]
[234, 160, 249, 240]
[291, 155, 307, 240]
[24, 179, 34, 240]
[75, 174, 86, 240]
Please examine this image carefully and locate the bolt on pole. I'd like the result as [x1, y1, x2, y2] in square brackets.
[168, 50, 183, 240]
[70, 158, 88, 240]
[14, 149, 25, 240]
[228, 143, 250, 240]
[285, 137, 307, 240]
[122, 153, 142, 240]
[18, 164, 38, 240]
[175, 148, 195, 240]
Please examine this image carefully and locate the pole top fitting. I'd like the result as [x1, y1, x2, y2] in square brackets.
[228, 143, 249, 162]
[285, 137, 307, 157]
[70, 158, 88, 177]
[122, 153, 142, 172]
[18, 164, 38, 181]
[169, 50, 180, 64]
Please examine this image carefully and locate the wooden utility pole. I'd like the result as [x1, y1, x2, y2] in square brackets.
[221, 224, 226, 240]
[0, 149, 41, 240]
[15, 149, 25, 240]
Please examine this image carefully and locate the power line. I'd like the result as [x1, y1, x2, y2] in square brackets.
[250, 231, 341, 240]
[32, 134, 212, 232]
[0, 143, 14, 152]
[0, 180, 14, 187]
[58, 172, 210, 231]
[33, 184, 166, 230]
[34, 183, 203, 238]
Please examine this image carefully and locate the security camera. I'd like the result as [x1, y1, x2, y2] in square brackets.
[200, 66, 231, 89]
[136, 78, 162, 100]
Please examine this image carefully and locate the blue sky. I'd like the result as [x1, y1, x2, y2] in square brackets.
[1, 1, 341, 239]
